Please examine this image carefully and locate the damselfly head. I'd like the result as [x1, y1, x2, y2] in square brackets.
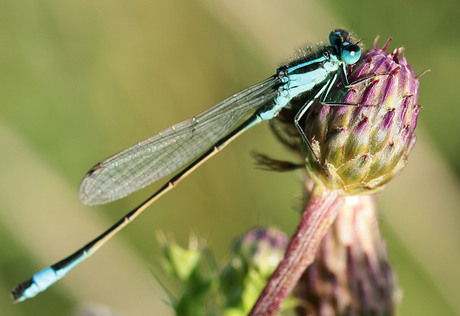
[329, 29, 351, 47]
[329, 29, 361, 65]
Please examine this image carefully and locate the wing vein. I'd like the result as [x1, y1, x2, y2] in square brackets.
[79, 76, 280, 205]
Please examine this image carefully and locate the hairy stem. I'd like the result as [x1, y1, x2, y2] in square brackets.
[249, 188, 344, 315]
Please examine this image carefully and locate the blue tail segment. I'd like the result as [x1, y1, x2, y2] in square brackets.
[12, 250, 88, 302]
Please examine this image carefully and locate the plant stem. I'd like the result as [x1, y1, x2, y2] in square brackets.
[249, 187, 344, 315]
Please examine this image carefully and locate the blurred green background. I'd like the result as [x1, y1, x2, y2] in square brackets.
[1, 0, 459, 315]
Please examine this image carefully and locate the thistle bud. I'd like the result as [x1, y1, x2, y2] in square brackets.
[270, 37, 421, 194]
[221, 228, 288, 315]
[303, 37, 421, 194]
[232, 227, 288, 276]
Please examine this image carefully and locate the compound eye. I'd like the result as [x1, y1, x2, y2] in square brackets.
[341, 43, 361, 65]
[329, 31, 341, 46]
[329, 29, 349, 46]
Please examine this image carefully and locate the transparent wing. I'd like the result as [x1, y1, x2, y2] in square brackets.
[79, 76, 280, 205]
